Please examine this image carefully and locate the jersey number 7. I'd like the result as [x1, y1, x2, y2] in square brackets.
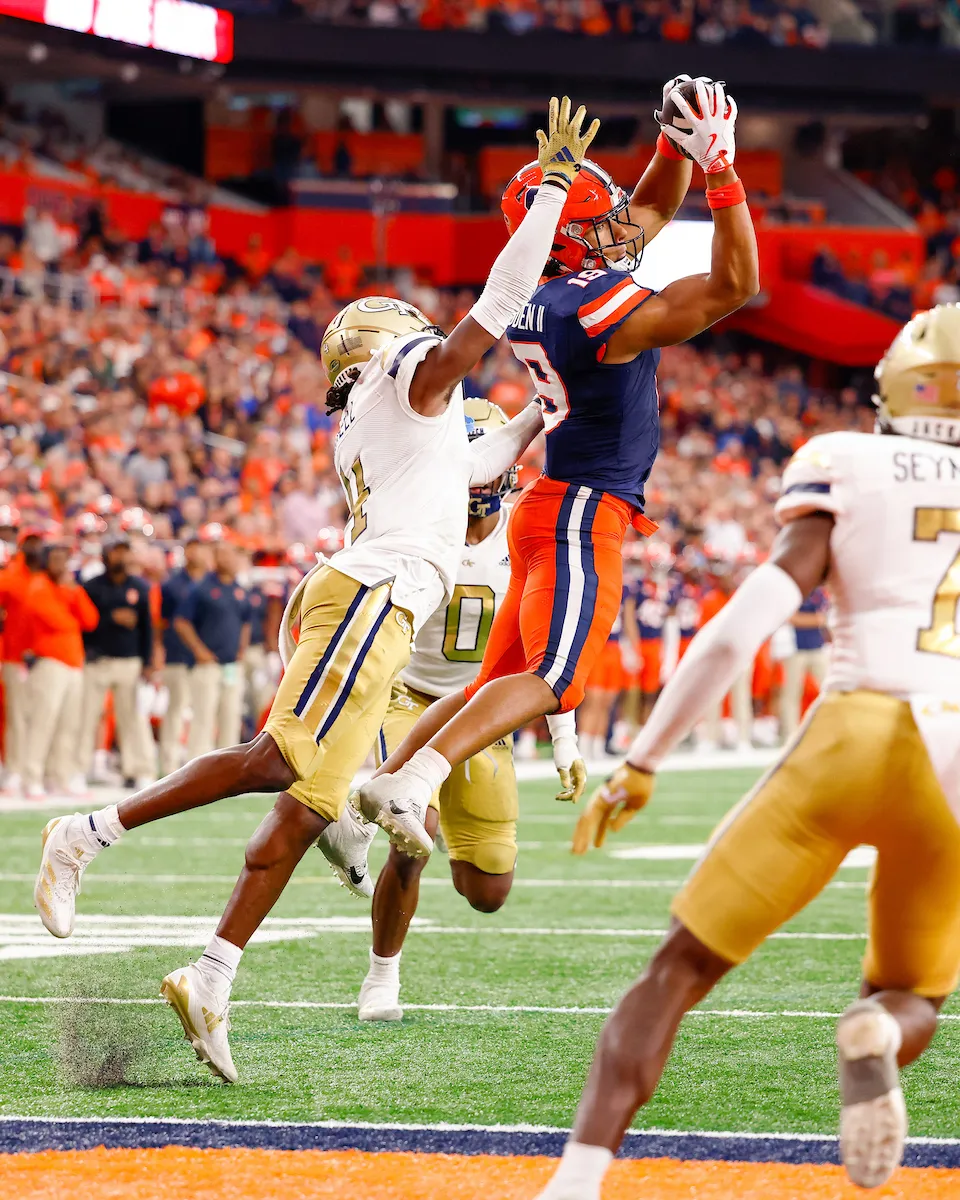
[513, 342, 570, 433]
[915, 506, 960, 658]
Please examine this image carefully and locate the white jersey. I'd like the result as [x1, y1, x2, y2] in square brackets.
[776, 430, 960, 700]
[329, 332, 471, 635]
[401, 507, 511, 698]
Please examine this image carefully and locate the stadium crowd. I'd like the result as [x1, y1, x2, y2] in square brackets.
[0, 197, 858, 793]
[221, 0, 954, 48]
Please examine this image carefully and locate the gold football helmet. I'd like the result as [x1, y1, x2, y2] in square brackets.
[464, 397, 520, 518]
[321, 296, 440, 392]
[875, 304, 960, 445]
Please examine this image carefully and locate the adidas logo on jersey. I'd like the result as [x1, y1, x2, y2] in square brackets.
[499, 555, 511, 567]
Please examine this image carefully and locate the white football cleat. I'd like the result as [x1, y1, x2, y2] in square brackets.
[25, 783, 47, 800]
[160, 963, 237, 1084]
[316, 803, 376, 899]
[358, 967, 403, 1023]
[355, 774, 433, 858]
[837, 998, 907, 1189]
[34, 814, 99, 938]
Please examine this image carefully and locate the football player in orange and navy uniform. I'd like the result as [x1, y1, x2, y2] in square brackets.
[362, 76, 759, 818]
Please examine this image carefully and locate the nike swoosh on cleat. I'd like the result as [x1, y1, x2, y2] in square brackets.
[348, 868, 366, 885]
[389, 801, 407, 816]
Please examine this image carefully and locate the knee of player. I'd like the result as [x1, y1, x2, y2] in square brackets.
[648, 922, 732, 990]
[388, 843, 431, 885]
[466, 886, 509, 914]
[452, 860, 514, 912]
[241, 732, 295, 792]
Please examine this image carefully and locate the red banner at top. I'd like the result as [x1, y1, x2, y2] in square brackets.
[0, 0, 234, 62]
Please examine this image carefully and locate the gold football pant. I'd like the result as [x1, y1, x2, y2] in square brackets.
[265, 566, 412, 822]
[377, 680, 519, 875]
[673, 689, 960, 998]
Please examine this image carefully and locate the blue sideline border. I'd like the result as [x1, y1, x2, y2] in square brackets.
[2, 1118, 960, 1168]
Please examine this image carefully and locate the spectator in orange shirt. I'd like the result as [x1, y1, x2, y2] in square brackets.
[0, 530, 44, 793]
[147, 362, 206, 418]
[21, 544, 100, 798]
[326, 245, 362, 302]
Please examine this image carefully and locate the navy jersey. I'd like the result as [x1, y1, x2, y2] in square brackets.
[176, 572, 252, 665]
[508, 268, 660, 510]
[668, 575, 702, 639]
[634, 577, 668, 641]
[796, 587, 828, 652]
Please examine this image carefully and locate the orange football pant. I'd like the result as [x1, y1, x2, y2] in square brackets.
[465, 475, 653, 713]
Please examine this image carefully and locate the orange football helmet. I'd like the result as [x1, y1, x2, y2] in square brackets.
[501, 159, 644, 276]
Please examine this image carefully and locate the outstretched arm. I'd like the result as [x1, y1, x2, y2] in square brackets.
[468, 402, 543, 486]
[572, 514, 832, 852]
[606, 79, 759, 362]
[628, 76, 694, 245]
[408, 97, 599, 416]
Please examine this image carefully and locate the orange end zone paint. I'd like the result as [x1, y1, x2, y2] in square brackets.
[1, 1147, 957, 1200]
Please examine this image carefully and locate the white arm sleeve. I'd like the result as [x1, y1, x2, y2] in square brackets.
[626, 563, 803, 771]
[547, 711, 577, 742]
[469, 403, 544, 486]
[469, 184, 567, 339]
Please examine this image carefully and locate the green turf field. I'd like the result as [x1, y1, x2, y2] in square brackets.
[2, 767, 959, 1137]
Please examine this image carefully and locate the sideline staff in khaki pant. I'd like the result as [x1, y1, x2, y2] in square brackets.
[174, 542, 252, 760]
[79, 536, 156, 787]
[21, 544, 100, 795]
[0, 529, 44, 789]
[157, 537, 212, 776]
[780, 586, 829, 738]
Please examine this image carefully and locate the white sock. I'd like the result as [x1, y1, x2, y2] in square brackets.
[368, 948, 401, 981]
[198, 935, 243, 997]
[543, 1143, 614, 1200]
[401, 747, 451, 796]
[80, 805, 125, 853]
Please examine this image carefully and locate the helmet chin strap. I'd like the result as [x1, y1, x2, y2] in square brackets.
[468, 492, 502, 519]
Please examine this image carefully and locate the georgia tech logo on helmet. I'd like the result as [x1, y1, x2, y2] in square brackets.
[355, 297, 427, 320]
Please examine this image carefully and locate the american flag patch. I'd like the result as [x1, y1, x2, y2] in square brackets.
[915, 380, 940, 404]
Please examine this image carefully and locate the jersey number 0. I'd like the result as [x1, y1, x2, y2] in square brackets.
[443, 584, 496, 662]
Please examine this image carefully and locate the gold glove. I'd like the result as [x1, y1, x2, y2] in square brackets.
[571, 763, 655, 855]
[537, 95, 600, 192]
[556, 757, 587, 804]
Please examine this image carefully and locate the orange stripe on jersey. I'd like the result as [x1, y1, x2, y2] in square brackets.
[578, 281, 652, 338]
[577, 277, 636, 319]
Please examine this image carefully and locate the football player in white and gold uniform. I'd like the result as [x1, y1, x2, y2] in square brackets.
[34, 97, 600, 1084]
[319, 399, 585, 1021]
[538, 304, 960, 1200]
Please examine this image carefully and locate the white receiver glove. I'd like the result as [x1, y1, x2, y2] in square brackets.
[659, 77, 738, 175]
[660, 73, 693, 114]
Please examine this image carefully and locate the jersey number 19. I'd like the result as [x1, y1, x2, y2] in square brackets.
[512, 342, 570, 433]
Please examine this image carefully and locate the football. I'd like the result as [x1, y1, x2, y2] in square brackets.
[657, 77, 703, 135]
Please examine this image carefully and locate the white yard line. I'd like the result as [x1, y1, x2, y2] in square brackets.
[0, 872, 866, 889]
[0, 751, 777, 815]
[0, 994, 957, 1023]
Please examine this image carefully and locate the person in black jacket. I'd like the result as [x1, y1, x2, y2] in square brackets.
[78, 536, 156, 788]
